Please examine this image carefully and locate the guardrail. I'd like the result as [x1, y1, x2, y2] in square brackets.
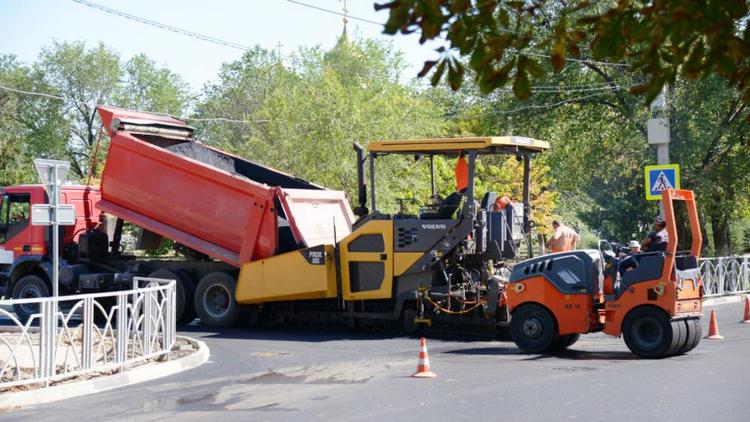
[0, 277, 176, 390]
[699, 256, 750, 297]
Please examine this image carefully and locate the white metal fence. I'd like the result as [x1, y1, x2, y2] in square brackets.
[699, 256, 750, 297]
[0, 277, 176, 390]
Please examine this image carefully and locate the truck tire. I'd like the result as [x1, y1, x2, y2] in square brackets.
[148, 269, 197, 325]
[93, 297, 118, 326]
[511, 304, 558, 354]
[194, 272, 240, 328]
[402, 308, 423, 336]
[622, 306, 673, 358]
[548, 333, 580, 351]
[11, 275, 50, 324]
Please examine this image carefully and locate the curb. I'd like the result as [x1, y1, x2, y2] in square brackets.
[0, 335, 209, 409]
[704, 294, 748, 307]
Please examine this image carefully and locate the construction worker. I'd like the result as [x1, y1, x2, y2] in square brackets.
[641, 215, 668, 252]
[546, 220, 580, 253]
[454, 152, 468, 192]
[619, 240, 642, 275]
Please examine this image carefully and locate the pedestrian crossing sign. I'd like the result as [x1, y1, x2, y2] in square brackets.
[645, 164, 680, 200]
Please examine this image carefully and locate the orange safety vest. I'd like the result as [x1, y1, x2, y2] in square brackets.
[455, 155, 468, 192]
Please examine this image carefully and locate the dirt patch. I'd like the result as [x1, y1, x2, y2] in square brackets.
[0, 338, 198, 394]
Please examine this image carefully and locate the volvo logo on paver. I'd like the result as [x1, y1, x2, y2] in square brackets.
[421, 224, 447, 230]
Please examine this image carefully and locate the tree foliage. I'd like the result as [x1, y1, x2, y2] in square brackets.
[375, 0, 750, 108]
[195, 36, 445, 211]
[0, 41, 190, 183]
[444, 56, 750, 253]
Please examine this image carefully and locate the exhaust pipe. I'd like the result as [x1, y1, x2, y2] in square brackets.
[353, 143, 368, 217]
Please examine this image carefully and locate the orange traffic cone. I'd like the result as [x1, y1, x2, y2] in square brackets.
[705, 309, 724, 340]
[412, 337, 437, 378]
[741, 296, 750, 324]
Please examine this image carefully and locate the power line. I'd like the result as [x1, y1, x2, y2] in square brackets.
[71, 0, 253, 52]
[73, 0, 628, 90]
[285, 0, 386, 28]
[285, 0, 628, 68]
[507, 49, 630, 68]
[445, 92, 614, 119]
[0, 83, 266, 125]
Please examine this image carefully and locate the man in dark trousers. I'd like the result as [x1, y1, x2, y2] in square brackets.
[641, 215, 669, 252]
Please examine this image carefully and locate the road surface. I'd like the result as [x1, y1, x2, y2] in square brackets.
[4, 301, 749, 421]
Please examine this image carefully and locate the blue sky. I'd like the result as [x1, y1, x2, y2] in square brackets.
[0, 0, 441, 90]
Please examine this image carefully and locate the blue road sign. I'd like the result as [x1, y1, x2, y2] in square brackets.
[644, 164, 680, 200]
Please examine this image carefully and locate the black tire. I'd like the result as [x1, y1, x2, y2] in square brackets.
[93, 296, 118, 326]
[511, 304, 558, 354]
[548, 333, 581, 351]
[11, 275, 50, 323]
[622, 306, 673, 358]
[194, 272, 240, 328]
[402, 308, 423, 336]
[148, 268, 197, 325]
[678, 318, 702, 354]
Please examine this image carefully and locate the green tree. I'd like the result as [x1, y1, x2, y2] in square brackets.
[195, 36, 444, 211]
[437, 57, 750, 254]
[120, 54, 191, 116]
[376, 1, 750, 107]
[37, 41, 122, 178]
[0, 54, 69, 186]
[0, 42, 191, 183]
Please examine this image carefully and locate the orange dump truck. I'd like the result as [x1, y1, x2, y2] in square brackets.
[0, 106, 354, 326]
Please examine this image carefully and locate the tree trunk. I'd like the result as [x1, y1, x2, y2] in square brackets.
[710, 213, 731, 256]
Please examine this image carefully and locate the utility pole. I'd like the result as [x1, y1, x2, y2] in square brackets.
[275, 42, 283, 62]
[647, 85, 670, 215]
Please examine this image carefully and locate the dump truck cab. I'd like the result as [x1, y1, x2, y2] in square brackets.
[505, 189, 704, 358]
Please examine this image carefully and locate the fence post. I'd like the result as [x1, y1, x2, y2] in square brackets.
[143, 287, 153, 356]
[116, 292, 127, 371]
[82, 296, 93, 370]
[38, 300, 56, 386]
[718, 257, 725, 295]
[164, 282, 175, 353]
[743, 257, 749, 292]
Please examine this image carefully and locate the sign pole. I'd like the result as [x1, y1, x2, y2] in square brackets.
[648, 86, 670, 216]
[51, 164, 59, 299]
[33, 159, 73, 351]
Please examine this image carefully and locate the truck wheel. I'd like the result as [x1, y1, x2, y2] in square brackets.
[402, 308, 423, 336]
[148, 269, 197, 325]
[511, 304, 558, 354]
[93, 297, 118, 326]
[195, 272, 239, 328]
[622, 307, 673, 358]
[548, 333, 581, 351]
[11, 275, 50, 324]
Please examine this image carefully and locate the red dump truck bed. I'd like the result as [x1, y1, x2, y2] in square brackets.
[97, 106, 354, 266]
